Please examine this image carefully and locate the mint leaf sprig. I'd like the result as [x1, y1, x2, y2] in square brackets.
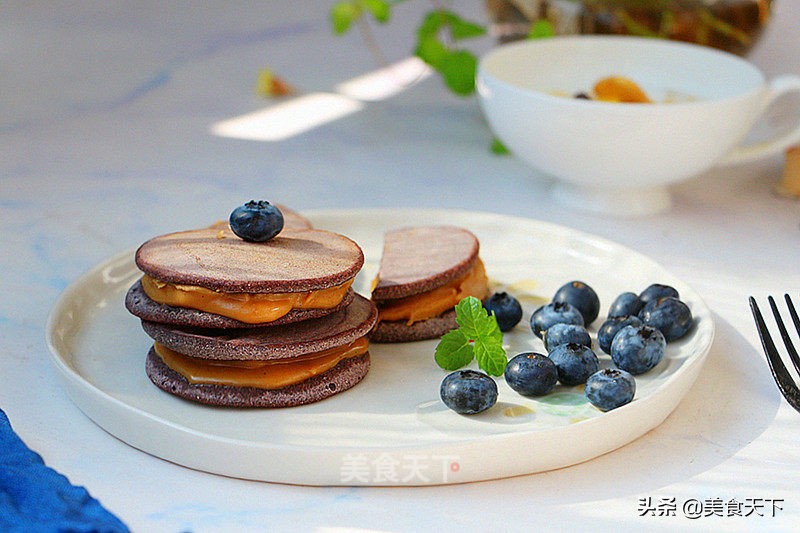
[435, 296, 507, 376]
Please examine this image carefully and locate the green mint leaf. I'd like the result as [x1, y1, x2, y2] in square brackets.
[360, 0, 391, 24]
[528, 19, 555, 39]
[435, 297, 507, 374]
[485, 313, 503, 344]
[434, 328, 474, 371]
[474, 338, 507, 376]
[453, 296, 486, 339]
[454, 296, 506, 375]
[331, 2, 361, 34]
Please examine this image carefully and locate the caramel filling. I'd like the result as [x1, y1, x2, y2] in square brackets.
[153, 338, 368, 390]
[140, 275, 352, 324]
[375, 259, 489, 325]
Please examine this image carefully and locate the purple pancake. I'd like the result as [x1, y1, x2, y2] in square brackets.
[140, 294, 377, 360]
[146, 349, 370, 408]
[369, 309, 457, 343]
[125, 281, 356, 329]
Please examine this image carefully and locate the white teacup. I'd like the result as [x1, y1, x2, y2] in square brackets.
[477, 35, 800, 215]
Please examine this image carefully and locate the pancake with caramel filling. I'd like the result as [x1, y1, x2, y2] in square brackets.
[125, 226, 364, 328]
[144, 294, 377, 407]
[369, 226, 489, 343]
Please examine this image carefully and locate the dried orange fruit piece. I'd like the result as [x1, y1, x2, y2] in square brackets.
[775, 145, 800, 198]
[592, 76, 651, 103]
[256, 68, 294, 97]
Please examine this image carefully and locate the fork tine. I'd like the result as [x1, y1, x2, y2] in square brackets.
[751, 297, 787, 376]
[783, 294, 800, 374]
[768, 295, 800, 376]
[749, 297, 800, 413]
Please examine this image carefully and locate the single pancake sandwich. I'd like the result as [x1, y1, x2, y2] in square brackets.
[125, 201, 377, 406]
[370, 226, 489, 343]
[125, 215, 363, 329]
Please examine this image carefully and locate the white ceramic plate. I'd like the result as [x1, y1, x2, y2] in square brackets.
[46, 209, 714, 486]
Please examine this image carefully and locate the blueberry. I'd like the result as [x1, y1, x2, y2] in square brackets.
[483, 292, 523, 332]
[543, 323, 591, 352]
[530, 301, 584, 338]
[585, 369, 636, 411]
[611, 325, 666, 375]
[597, 315, 643, 354]
[229, 200, 284, 242]
[639, 283, 679, 305]
[639, 297, 693, 341]
[607, 292, 643, 318]
[504, 352, 558, 396]
[440, 370, 498, 414]
[547, 343, 599, 386]
[553, 281, 600, 326]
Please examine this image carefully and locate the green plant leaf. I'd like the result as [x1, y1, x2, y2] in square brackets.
[528, 19, 555, 39]
[418, 9, 485, 41]
[434, 296, 507, 373]
[485, 315, 503, 344]
[490, 137, 509, 154]
[438, 50, 477, 96]
[474, 338, 507, 376]
[360, 0, 391, 24]
[434, 329, 474, 371]
[453, 296, 486, 339]
[449, 16, 486, 40]
[415, 35, 448, 68]
[413, 9, 485, 98]
[331, 1, 361, 34]
[417, 10, 454, 39]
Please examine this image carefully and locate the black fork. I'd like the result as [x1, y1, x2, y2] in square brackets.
[749, 294, 800, 413]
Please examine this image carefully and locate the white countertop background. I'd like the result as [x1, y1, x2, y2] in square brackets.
[2, 1, 800, 531]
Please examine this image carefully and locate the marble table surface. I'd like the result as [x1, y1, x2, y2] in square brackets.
[2, 1, 800, 531]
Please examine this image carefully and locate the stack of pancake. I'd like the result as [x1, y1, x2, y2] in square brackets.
[125, 211, 378, 408]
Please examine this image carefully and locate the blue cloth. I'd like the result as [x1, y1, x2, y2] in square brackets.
[0, 408, 129, 532]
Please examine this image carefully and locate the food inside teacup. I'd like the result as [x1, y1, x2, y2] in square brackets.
[563, 76, 695, 104]
[591, 76, 650, 103]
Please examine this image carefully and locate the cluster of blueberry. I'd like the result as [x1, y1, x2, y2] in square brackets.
[439, 281, 694, 415]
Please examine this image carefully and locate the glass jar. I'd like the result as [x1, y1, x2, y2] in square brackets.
[485, 0, 773, 55]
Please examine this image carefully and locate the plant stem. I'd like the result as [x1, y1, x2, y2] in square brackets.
[357, 8, 391, 67]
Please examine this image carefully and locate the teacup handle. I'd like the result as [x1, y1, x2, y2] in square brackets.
[720, 74, 800, 166]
